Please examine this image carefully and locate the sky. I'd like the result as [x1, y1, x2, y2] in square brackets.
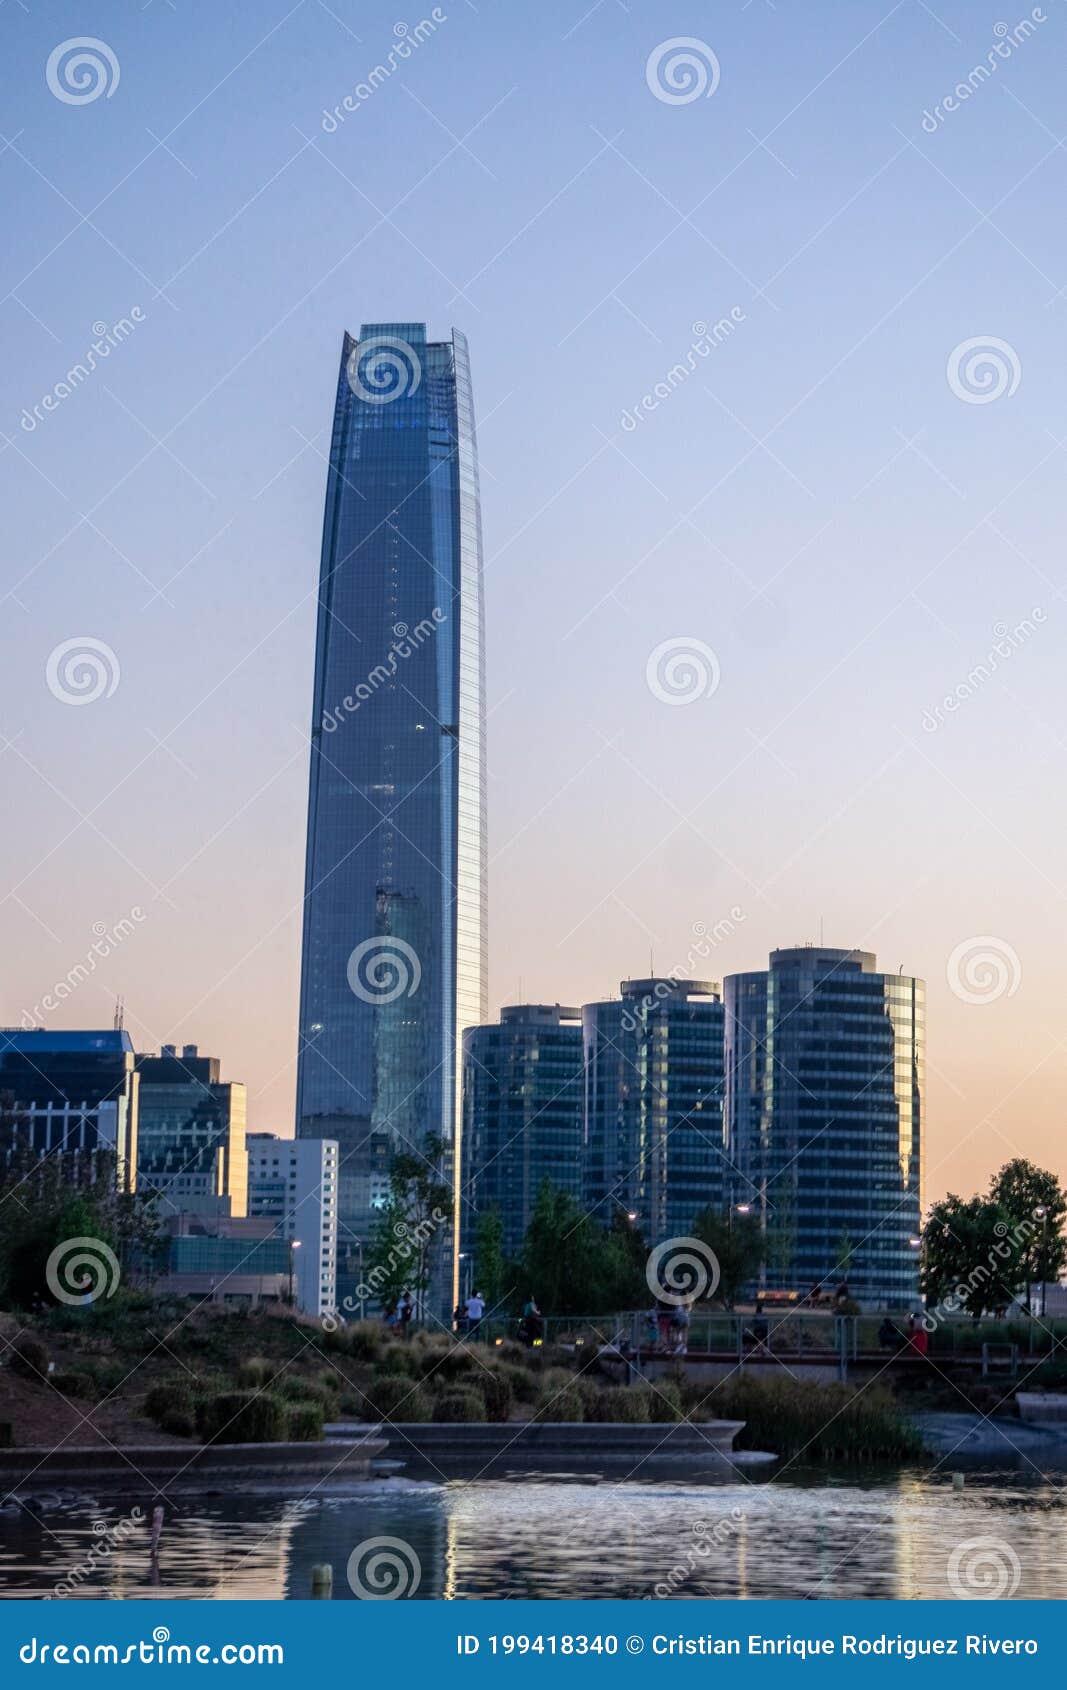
[2, 0, 1066, 1209]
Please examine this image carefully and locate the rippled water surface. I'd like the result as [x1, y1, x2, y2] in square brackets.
[1, 1467, 1065, 1600]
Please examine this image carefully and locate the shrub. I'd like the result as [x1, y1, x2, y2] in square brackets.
[535, 1384, 583, 1422]
[9, 1335, 49, 1380]
[593, 1385, 651, 1423]
[572, 1376, 603, 1419]
[375, 1345, 420, 1378]
[432, 1387, 486, 1423]
[477, 1370, 513, 1423]
[285, 1401, 325, 1442]
[346, 1322, 383, 1363]
[276, 1377, 332, 1407]
[52, 1370, 98, 1401]
[143, 1381, 193, 1424]
[197, 1390, 285, 1445]
[237, 1356, 274, 1388]
[159, 1409, 196, 1439]
[648, 1381, 682, 1423]
[422, 1343, 480, 1385]
[361, 1377, 431, 1423]
[709, 1376, 923, 1461]
[497, 1362, 539, 1404]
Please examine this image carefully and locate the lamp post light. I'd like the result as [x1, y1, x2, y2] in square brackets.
[289, 1238, 302, 1308]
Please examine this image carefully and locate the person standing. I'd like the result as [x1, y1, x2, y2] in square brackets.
[398, 1289, 414, 1336]
[466, 1288, 486, 1339]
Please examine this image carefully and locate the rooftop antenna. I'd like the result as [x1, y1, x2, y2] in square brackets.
[113, 995, 125, 1032]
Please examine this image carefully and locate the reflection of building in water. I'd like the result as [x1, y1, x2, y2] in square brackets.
[104, 1506, 301, 1599]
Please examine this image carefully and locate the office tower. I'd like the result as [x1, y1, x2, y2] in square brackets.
[295, 323, 487, 1311]
[462, 1005, 584, 1263]
[582, 979, 726, 1245]
[724, 947, 924, 1308]
[0, 1028, 138, 1189]
[134, 1044, 247, 1222]
[246, 1134, 339, 1317]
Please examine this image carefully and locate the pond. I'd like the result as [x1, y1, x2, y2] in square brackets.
[1, 1463, 1064, 1600]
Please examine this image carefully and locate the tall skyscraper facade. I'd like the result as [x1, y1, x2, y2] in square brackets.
[582, 979, 726, 1245]
[296, 324, 487, 1309]
[134, 1044, 247, 1223]
[462, 1005, 584, 1262]
[724, 947, 924, 1308]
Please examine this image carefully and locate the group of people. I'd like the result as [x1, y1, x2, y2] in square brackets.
[381, 1290, 415, 1334]
[450, 1293, 545, 1347]
[878, 1314, 930, 1356]
[645, 1298, 692, 1354]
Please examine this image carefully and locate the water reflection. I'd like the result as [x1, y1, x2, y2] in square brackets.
[1, 1469, 1065, 1601]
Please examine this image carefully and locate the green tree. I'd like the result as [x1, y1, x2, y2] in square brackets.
[472, 1204, 509, 1311]
[691, 1204, 764, 1308]
[516, 1181, 646, 1316]
[920, 1194, 1025, 1317]
[988, 1158, 1067, 1309]
[365, 1134, 452, 1312]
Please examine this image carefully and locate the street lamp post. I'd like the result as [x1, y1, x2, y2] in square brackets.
[289, 1238, 302, 1308]
[1034, 1206, 1049, 1318]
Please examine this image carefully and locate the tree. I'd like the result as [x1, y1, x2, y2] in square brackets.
[988, 1159, 1067, 1310]
[0, 1143, 161, 1311]
[472, 1204, 509, 1311]
[691, 1204, 764, 1308]
[365, 1134, 452, 1313]
[516, 1181, 646, 1316]
[920, 1194, 1025, 1317]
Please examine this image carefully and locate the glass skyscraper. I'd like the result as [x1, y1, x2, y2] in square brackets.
[724, 947, 924, 1308]
[582, 979, 726, 1245]
[462, 1005, 584, 1262]
[296, 323, 487, 1311]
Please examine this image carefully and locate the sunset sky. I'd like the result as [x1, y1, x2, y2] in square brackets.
[3, 0, 1066, 1208]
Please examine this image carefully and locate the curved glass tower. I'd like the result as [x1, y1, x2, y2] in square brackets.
[724, 947, 924, 1309]
[296, 323, 487, 1311]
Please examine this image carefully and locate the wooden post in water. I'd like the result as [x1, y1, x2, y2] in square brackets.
[311, 1563, 333, 1598]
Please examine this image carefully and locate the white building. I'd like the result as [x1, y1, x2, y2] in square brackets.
[245, 1134, 338, 1318]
